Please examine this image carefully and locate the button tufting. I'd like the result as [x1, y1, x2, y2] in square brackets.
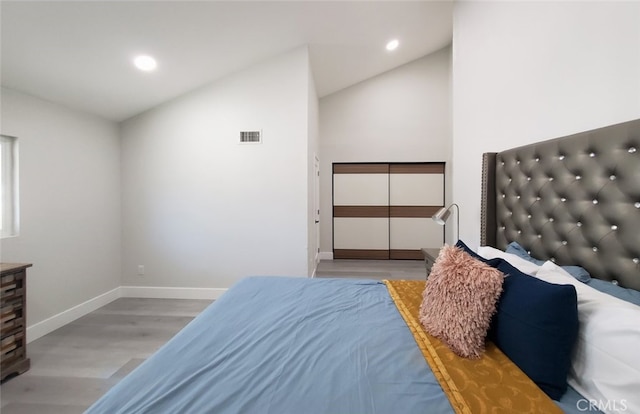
[516, 195, 521, 199]
[633, 258, 639, 264]
[635, 202, 640, 209]
[550, 257, 556, 262]
[549, 177, 554, 181]
[590, 152, 596, 157]
[535, 158, 540, 162]
[517, 160, 521, 165]
[610, 175, 616, 181]
[577, 222, 582, 227]
[536, 196, 541, 201]
[561, 198, 566, 202]
[537, 234, 542, 238]
[629, 147, 637, 154]
[528, 214, 532, 218]
[593, 247, 598, 252]
[559, 155, 565, 160]
[518, 230, 522, 234]
[611, 225, 618, 230]
[527, 177, 531, 181]
[593, 199, 598, 204]
[549, 218, 554, 222]
[612, 280, 619, 286]
[576, 175, 582, 180]
[562, 241, 567, 245]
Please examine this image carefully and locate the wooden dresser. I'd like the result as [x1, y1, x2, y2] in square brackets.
[1, 262, 32, 381]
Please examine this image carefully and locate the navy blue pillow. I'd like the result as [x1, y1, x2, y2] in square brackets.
[455, 239, 580, 399]
[487, 259, 579, 400]
[455, 240, 487, 262]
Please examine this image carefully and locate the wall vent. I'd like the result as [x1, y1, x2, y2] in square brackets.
[239, 130, 262, 144]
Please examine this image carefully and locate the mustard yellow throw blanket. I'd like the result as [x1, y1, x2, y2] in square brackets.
[384, 280, 562, 414]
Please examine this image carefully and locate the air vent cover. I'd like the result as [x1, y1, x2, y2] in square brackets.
[239, 130, 262, 144]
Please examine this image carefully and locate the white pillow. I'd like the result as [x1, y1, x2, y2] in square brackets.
[476, 245, 542, 276]
[537, 262, 640, 414]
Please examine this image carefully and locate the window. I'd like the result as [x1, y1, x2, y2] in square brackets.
[1, 135, 19, 238]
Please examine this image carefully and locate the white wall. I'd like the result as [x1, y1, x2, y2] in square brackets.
[120, 47, 312, 289]
[307, 65, 320, 275]
[452, 1, 640, 248]
[319, 47, 452, 253]
[0, 87, 121, 328]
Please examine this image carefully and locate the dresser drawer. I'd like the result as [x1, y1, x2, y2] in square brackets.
[1, 331, 22, 353]
[1, 314, 24, 335]
[1, 345, 25, 370]
[1, 271, 25, 301]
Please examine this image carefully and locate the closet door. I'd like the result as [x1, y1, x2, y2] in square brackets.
[389, 164, 444, 259]
[333, 164, 389, 259]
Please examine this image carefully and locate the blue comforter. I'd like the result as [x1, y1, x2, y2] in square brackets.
[86, 277, 453, 414]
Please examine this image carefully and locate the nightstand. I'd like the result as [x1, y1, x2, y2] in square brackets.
[421, 248, 441, 279]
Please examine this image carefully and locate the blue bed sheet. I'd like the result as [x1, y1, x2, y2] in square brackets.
[86, 277, 453, 414]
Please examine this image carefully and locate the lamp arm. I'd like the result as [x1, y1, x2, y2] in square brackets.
[452, 203, 460, 242]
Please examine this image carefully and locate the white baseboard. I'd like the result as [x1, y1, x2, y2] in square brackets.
[318, 252, 333, 261]
[26, 286, 228, 343]
[26, 287, 121, 343]
[120, 286, 227, 300]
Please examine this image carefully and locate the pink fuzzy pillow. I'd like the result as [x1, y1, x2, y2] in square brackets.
[419, 245, 504, 359]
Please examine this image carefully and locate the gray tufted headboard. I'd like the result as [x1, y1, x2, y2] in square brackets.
[481, 119, 640, 291]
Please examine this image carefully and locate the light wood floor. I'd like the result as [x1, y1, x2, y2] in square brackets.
[0, 298, 212, 413]
[0, 260, 426, 413]
[315, 258, 427, 280]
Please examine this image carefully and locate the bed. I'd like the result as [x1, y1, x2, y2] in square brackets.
[87, 119, 640, 414]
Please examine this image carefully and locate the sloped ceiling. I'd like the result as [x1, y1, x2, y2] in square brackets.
[1, 1, 453, 122]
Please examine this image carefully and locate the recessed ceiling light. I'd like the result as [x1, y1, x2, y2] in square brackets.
[134, 55, 157, 72]
[386, 39, 399, 51]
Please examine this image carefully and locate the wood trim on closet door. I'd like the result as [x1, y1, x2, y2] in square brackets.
[333, 164, 389, 174]
[389, 163, 445, 174]
[389, 250, 424, 260]
[389, 206, 441, 218]
[333, 206, 389, 218]
[334, 249, 390, 260]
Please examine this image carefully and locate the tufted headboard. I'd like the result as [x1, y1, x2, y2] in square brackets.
[481, 119, 640, 291]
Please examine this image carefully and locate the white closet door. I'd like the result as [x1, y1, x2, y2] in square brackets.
[332, 163, 445, 260]
[389, 218, 444, 249]
[389, 174, 444, 206]
[334, 218, 389, 250]
[333, 164, 389, 259]
[334, 174, 389, 206]
[389, 164, 444, 259]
